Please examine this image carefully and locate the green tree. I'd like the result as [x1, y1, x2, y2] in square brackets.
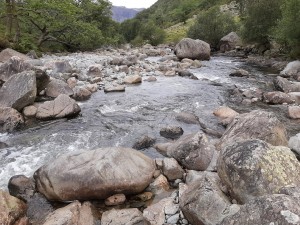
[188, 6, 237, 49]
[139, 22, 166, 46]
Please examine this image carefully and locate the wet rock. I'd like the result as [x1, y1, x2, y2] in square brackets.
[0, 70, 37, 111]
[0, 48, 30, 63]
[217, 139, 300, 204]
[263, 91, 295, 104]
[175, 38, 210, 61]
[23, 105, 37, 118]
[0, 56, 32, 82]
[274, 76, 300, 93]
[8, 175, 35, 202]
[0, 189, 27, 225]
[229, 69, 249, 77]
[0, 141, 8, 149]
[288, 106, 300, 119]
[45, 78, 73, 98]
[133, 135, 156, 150]
[105, 193, 126, 206]
[102, 208, 148, 225]
[219, 32, 242, 52]
[289, 133, 300, 156]
[160, 126, 184, 139]
[143, 198, 173, 225]
[124, 75, 142, 84]
[175, 112, 199, 125]
[180, 173, 239, 225]
[42, 201, 95, 225]
[280, 60, 300, 77]
[220, 194, 300, 225]
[104, 85, 125, 93]
[52, 61, 72, 74]
[72, 86, 92, 101]
[36, 94, 81, 120]
[217, 110, 288, 150]
[0, 107, 24, 132]
[162, 158, 184, 181]
[34, 147, 155, 201]
[145, 76, 157, 82]
[161, 132, 215, 171]
[67, 77, 77, 89]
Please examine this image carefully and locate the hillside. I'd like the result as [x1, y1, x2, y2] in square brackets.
[112, 6, 144, 22]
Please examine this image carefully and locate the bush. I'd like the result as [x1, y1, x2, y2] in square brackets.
[188, 6, 237, 49]
[139, 22, 166, 46]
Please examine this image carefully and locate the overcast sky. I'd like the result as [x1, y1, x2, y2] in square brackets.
[109, 0, 158, 8]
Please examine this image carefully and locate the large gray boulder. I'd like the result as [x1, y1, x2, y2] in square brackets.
[36, 94, 81, 120]
[0, 107, 24, 132]
[217, 110, 288, 150]
[217, 139, 300, 204]
[45, 78, 73, 98]
[34, 147, 156, 201]
[175, 38, 210, 61]
[220, 194, 300, 225]
[180, 172, 239, 225]
[102, 208, 149, 225]
[280, 60, 300, 77]
[0, 48, 30, 63]
[0, 70, 37, 111]
[219, 32, 242, 52]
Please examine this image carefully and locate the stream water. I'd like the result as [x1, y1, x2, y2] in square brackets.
[0, 55, 298, 189]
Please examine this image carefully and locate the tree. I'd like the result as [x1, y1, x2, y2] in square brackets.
[188, 6, 237, 49]
[139, 22, 166, 46]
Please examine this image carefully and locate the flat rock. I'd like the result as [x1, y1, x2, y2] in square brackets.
[124, 75, 142, 84]
[0, 107, 24, 132]
[102, 208, 148, 225]
[34, 147, 155, 201]
[229, 69, 249, 77]
[104, 85, 125, 93]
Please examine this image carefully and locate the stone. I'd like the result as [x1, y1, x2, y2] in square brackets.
[90, 77, 102, 84]
[26, 50, 38, 59]
[220, 194, 300, 225]
[8, 175, 35, 202]
[23, 105, 37, 118]
[143, 198, 173, 225]
[289, 133, 300, 156]
[0, 190, 27, 225]
[274, 76, 300, 93]
[87, 65, 102, 77]
[67, 77, 77, 89]
[288, 92, 300, 104]
[42, 201, 95, 225]
[85, 84, 98, 93]
[34, 147, 155, 201]
[0, 141, 8, 149]
[104, 85, 125, 93]
[162, 158, 184, 181]
[0, 70, 37, 111]
[72, 87, 92, 101]
[45, 79, 73, 98]
[166, 214, 180, 224]
[280, 60, 300, 77]
[133, 135, 156, 150]
[263, 91, 295, 104]
[217, 139, 300, 204]
[288, 106, 300, 119]
[145, 76, 157, 82]
[147, 175, 170, 194]
[102, 208, 148, 225]
[34, 68, 50, 93]
[217, 110, 288, 150]
[178, 70, 194, 77]
[229, 69, 249, 77]
[180, 173, 239, 225]
[132, 192, 153, 202]
[124, 75, 142, 84]
[165, 70, 176, 76]
[160, 126, 184, 139]
[0, 107, 24, 132]
[52, 61, 72, 74]
[219, 32, 242, 52]
[175, 112, 199, 124]
[105, 194, 126, 206]
[0, 48, 30, 62]
[175, 38, 210, 61]
[213, 106, 239, 123]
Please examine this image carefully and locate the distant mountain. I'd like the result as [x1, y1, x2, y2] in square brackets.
[112, 6, 144, 22]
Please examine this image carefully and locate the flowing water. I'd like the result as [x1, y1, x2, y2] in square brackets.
[0, 54, 298, 189]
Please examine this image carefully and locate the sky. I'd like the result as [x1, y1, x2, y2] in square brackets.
[109, 0, 158, 9]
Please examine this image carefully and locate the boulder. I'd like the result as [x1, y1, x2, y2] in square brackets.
[160, 126, 184, 139]
[0, 107, 24, 132]
[102, 208, 148, 225]
[217, 110, 288, 150]
[0, 56, 32, 82]
[124, 75, 142, 84]
[162, 158, 184, 181]
[0, 70, 37, 111]
[289, 133, 300, 156]
[159, 132, 215, 171]
[220, 194, 300, 225]
[23, 105, 37, 118]
[132, 135, 156, 150]
[180, 172, 239, 225]
[219, 32, 242, 52]
[72, 87, 92, 101]
[229, 69, 249, 77]
[42, 201, 95, 225]
[0, 48, 30, 62]
[280, 60, 300, 77]
[34, 147, 155, 201]
[217, 139, 300, 204]
[0, 190, 27, 225]
[288, 106, 300, 119]
[263, 91, 295, 104]
[175, 38, 210, 61]
[45, 79, 73, 98]
[175, 112, 199, 125]
[8, 175, 35, 202]
[36, 94, 81, 120]
[274, 76, 300, 93]
[104, 85, 125, 93]
[143, 198, 173, 225]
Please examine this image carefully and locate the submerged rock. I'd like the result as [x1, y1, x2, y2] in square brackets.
[34, 147, 155, 201]
[175, 38, 210, 61]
